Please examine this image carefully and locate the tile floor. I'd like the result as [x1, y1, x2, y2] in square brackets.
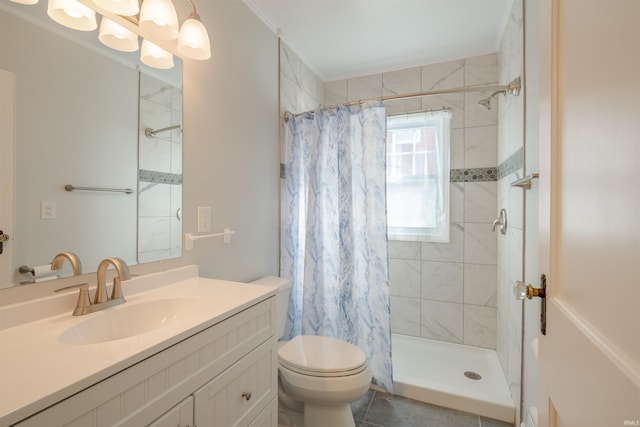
[351, 390, 514, 427]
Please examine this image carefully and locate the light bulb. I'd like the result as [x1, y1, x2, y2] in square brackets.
[64, 8, 83, 18]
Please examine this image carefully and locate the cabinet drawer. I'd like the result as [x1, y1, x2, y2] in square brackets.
[194, 339, 276, 427]
[148, 396, 193, 427]
[15, 299, 274, 427]
[248, 397, 277, 427]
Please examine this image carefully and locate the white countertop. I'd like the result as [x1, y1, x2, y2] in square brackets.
[0, 266, 276, 426]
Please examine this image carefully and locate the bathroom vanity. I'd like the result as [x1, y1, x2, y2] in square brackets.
[0, 266, 278, 427]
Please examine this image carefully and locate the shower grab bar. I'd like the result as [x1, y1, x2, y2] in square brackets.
[65, 185, 134, 194]
[510, 173, 539, 190]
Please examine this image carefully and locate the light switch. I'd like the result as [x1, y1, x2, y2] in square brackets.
[41, 201, 56, 220]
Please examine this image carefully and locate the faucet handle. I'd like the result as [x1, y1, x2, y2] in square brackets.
[55, 283, 92, 316]
[492, 208, 508, 235]
[54, 283, 88, 293]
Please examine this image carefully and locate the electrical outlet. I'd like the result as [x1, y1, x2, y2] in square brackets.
[197, 207, 211, 232]
[40, 201, 56, 220]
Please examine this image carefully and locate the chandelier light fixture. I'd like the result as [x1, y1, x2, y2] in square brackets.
[93, 0, 138, 16]
[98, 16, 139, 52]
[9, 0, 212, 69]
[139, 0, 179, 41]
[177, 0, 210, 60]
[47, 0, 97, 31]
[140, 38, 174, 69]
[8, 0, 39, 5]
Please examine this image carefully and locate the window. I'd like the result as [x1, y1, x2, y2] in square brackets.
[386, 110, 451, 242]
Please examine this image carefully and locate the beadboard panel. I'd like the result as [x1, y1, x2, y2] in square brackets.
[194, 340, 276, 426]
[16, 299, 274, 427]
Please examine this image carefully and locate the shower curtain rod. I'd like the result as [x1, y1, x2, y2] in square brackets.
[283, 77, 521, 123]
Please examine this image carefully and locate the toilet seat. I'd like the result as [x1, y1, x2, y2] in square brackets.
[278, 335, 368, 378]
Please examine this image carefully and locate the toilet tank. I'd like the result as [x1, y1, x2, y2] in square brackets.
[251, 276, 290, 340]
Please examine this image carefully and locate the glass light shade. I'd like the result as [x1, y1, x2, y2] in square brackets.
[177, 16, 211, 60]
[98, 17, 139, 52]
[93, 0, 139, 16]
[10, 0, 39, 5]
[140, 39, 174, 69]
[47, 0, 97, 31]
[139, 0, 179, 41]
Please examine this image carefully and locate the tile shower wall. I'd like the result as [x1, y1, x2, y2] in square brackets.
[280, 41, 324, 117]
[279, 40, 324, 240]
[325, 54, 499, 349]
[497, 0, 525, 422]
[138, 73, 183, 263]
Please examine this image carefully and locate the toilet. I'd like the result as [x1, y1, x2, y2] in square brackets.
[252, 277, 371, 427]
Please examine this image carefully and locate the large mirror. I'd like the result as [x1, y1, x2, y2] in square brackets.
[0, 3, 183, 289]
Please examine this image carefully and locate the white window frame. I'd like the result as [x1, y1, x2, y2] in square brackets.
[386, 110, 451, 243]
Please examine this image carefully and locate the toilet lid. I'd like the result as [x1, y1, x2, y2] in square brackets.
[278, 335, 367, 376]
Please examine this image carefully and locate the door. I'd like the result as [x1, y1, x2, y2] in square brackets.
[0, 69, 15, 286]
[536, 0, 640, 426]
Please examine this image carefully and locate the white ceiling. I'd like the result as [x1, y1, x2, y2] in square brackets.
[243, 0, 513, 81]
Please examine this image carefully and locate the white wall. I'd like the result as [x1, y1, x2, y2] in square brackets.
[180, 0, 280, 282]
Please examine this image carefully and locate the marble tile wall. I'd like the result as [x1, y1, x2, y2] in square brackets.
[280, 41, 324, 117]
[496, 0, 525, 422]
[279, 40, 324, 175]
[138, 73, 183, 263]
[325, 54, 500, 349]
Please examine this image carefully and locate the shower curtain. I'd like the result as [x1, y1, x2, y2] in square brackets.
[280, 101, 392, 392]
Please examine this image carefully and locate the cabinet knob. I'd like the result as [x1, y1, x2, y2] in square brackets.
[241, 391, 252, 401]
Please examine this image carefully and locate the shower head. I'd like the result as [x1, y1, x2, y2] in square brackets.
[477, 77, 522, 110]
[477, 90, 504, 110]
[478, 97, 493, 110]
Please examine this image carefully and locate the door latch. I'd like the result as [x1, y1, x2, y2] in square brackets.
[0, 230, 9, 255]
[514, 274, 547, 335]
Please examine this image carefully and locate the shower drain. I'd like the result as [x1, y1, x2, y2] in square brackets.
[464, 371, 482, 380]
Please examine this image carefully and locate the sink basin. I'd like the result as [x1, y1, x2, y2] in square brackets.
[59, 298, 199, 345]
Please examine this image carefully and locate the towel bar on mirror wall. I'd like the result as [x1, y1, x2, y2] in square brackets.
[510, 173, 539, 190]
[184, 229, 235, 250]
[65, 185, 134, 194]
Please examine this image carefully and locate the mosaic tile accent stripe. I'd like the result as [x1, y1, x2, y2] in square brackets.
[138, 169, 183, 185]
[497, 146, 524, 179]
[450, 167, 497, 182]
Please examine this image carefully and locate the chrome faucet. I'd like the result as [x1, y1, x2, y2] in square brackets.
[51, 252, 83, 276]
[54, 257, 130, 316]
